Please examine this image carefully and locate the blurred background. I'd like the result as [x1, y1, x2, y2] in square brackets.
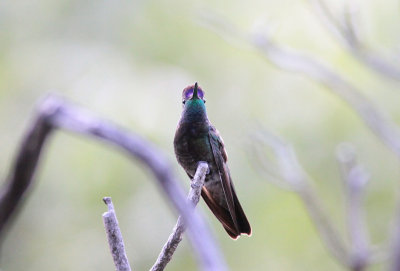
[1, 0, 400, 270]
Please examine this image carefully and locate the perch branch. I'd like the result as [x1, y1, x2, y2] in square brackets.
[0, 96, 227, 271]
[151, 162, 208, 271]
[336, 143, 370, 271]
[198, 12, 400, 160]
[309, 0, 400, 82]
[103, 197, 132, 271]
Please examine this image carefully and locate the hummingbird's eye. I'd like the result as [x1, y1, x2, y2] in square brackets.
[182, 100, 186, 104]
[203, 99, 206, 103]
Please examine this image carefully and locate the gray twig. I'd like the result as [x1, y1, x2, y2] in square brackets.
[151, 162, 208, 271]
[0, 96, 227, 271]
[336, 143, 370, 271]
[103, 197, 132, 271]
[310, 0, 400, 82]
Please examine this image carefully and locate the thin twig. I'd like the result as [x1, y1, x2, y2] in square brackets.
[0, 96, 227, 271]
[103, 197, 132, 271]
[151, 162, 208, 271]
[336, 143, 370, 271]
[310, 0, 400, 82]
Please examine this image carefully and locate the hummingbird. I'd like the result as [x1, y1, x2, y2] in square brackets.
[173, 83, 251, 239]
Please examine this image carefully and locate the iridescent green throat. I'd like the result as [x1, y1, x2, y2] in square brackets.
[182, 99, 207, 123]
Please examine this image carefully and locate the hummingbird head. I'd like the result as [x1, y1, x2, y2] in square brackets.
[182, 82, 206, 106]
[180, 82, 207, 122]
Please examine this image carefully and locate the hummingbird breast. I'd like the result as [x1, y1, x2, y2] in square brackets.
[174, 121, 212, 173]
[174, 120, 228, 207]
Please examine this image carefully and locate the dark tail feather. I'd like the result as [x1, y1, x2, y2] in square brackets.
[232, 187, 251, 236]
[201, 187, 251, 239]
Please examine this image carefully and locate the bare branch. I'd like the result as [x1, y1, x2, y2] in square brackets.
[151, 162, 208, 271]
[0, 100, 55, 239]
[310, 0, 400, 82]
[198, 12, 400, 161]
[103, 197, 132, 271]
[336, 143, 370, 271]
[252, 130, 350, 266]
[0, 96, 227, 271]
[252, 130, 387, 268]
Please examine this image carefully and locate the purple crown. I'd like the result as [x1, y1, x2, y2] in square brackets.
[182, 84, 205, 100]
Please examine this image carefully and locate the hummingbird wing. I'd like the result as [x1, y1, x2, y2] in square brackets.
[205, 125, 251, 238]
[207, 126, 240, 232]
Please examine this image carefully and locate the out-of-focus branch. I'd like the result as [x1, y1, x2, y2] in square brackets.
[0, 96, 227, 271]
[0, 101, 54, 238]
[251, 131, 350, 266]
[103, 197, 132, 271]
[151, 162, 208, 271]
[310, 0, 400, 82]
[198, 11, 400, 161]
[251, 130, 386, 269]
[336, 143, 370, 271]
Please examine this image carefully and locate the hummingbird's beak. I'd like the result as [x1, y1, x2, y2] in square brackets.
[191, 82, 199, 100]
